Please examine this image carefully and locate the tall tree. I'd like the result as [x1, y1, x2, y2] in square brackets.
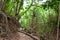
[56, 2, 60, 40]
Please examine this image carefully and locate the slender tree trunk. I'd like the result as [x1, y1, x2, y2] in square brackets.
[0, 0, 6, 11]
[56, 2, 60, 40]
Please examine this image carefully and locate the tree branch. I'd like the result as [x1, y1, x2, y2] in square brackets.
[18, 31, 40, 40]
[15, 0, 23, 16]
[18, 0, 33, 20]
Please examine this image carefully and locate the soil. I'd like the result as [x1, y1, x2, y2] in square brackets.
[0, 32, 33, 40]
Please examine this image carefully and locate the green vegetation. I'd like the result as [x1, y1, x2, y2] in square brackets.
[0, 0, 60, 37]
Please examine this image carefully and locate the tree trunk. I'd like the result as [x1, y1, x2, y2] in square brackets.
[56, 2, 60, 40]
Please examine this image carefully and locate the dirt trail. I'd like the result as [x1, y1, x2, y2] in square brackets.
[0, 32, 34, 40]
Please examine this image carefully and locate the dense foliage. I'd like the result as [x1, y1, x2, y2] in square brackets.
[2, 0, 59, 35]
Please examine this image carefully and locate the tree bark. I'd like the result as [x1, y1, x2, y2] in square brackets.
[56, 2, 60, 40]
